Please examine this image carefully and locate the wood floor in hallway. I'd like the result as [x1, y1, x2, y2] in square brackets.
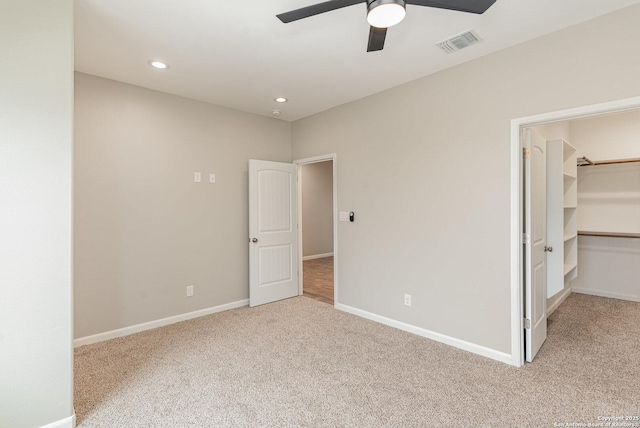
[303, 256, 334, 305]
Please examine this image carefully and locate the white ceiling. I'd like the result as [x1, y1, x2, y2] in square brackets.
[75, 0, 640, 122]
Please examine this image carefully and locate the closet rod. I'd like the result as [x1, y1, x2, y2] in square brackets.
[577, 156, 640, 166]
[577, 156, 594, 166]
[578, 231, 640, 239]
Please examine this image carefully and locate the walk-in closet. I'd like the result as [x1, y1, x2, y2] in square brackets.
[533, 109, 640, 312]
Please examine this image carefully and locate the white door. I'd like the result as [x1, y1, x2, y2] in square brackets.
[249, 160, 299, 307]
[524, 128, 548, 362]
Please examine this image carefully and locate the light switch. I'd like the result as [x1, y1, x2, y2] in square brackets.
[209, 174, 216, 184]
[339, 211, 349, 222]
[194, 172, 201, 183]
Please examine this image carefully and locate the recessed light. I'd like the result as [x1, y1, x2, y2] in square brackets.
[274, 97, 288, 103]
[149, 60, 169, 69]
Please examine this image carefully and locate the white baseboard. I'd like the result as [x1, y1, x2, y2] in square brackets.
[41, 414, 75, 428]
[547, 287, 572, 317]
[335, 303, 514, 366]
[572, 287, 640, 303]
[74, 299, 249, 347]
[302, 252, 334, 261]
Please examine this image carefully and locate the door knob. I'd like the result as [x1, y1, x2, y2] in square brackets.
[544, 246, 553, 252]
[251, 238, 258, 243]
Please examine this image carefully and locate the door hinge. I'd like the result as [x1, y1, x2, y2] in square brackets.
[523, 147, 530, 159]
[522, 233, 530, 245]
[524, 318, 531, 329]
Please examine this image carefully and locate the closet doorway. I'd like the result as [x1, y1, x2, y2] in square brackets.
[511, 97, 640, 366]
[295, 155, 337, 306]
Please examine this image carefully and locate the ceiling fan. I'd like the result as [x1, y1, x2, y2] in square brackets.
[277, 0, 497, 52]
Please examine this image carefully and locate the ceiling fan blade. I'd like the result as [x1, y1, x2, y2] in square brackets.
[405, 0, 497, 14]
[367, 26, 387, 52]
[277, 0, 365, 23]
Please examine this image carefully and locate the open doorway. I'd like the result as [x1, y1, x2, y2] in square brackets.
[295, 154, 337, 306]
[511, 97, 640, 366]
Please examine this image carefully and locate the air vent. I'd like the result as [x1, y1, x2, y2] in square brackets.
[436, 29, 483, 54]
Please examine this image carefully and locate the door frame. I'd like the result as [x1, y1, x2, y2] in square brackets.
[510, 96, 640, 367]
[294, 153, 338, 306]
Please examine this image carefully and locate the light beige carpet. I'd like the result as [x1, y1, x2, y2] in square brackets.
[75, 294, 640, 427]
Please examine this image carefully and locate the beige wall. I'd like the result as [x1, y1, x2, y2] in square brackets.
[74, 73, 291, 338]
[291, 5, 640, 354]
[572, 233, 640, 302]
[302, 161, 334, 257]
[0, 0, 74, 426]
[571, 110, 640, 160]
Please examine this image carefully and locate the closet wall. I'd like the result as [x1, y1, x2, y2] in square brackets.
[569, 111, 640, 302]
[571, 110, 640, 160]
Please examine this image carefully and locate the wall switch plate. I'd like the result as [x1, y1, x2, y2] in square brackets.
[404, 294, 412, 307]
[187, 285, 194, 297]
[339, 211, 349, 222]
[194, 172, 201, 183]
[209, 173, 216, 184]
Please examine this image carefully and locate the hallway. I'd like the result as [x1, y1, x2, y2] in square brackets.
[302, 256, 333, 305]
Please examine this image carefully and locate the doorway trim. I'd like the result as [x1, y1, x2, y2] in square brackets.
[510, 96, 640, 367]
[294, 153, 338, 306]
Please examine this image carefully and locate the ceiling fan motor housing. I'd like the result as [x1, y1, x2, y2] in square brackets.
[367, 0, 406, 13]
[367, 0, 407, 28]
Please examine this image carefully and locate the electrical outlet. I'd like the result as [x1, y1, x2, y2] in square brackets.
[404, 294, 412, 307]
[187, 285, 194, 297]
[194, 172, 201, 183]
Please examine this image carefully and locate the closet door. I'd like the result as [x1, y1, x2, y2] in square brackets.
[524, 128, 548, 362]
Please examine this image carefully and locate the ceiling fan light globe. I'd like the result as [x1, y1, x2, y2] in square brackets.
[367, 1, 406, 28]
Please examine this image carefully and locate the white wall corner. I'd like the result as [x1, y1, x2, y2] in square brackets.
[40, 414, 75, 428]
[335, 303, 515, 366]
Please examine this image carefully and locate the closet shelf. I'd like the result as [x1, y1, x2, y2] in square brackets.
[564, 263, 577, 276]
[562, 140, 576, 156]
[578, 231, 640, 239]
[548, 139, 578, 299]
